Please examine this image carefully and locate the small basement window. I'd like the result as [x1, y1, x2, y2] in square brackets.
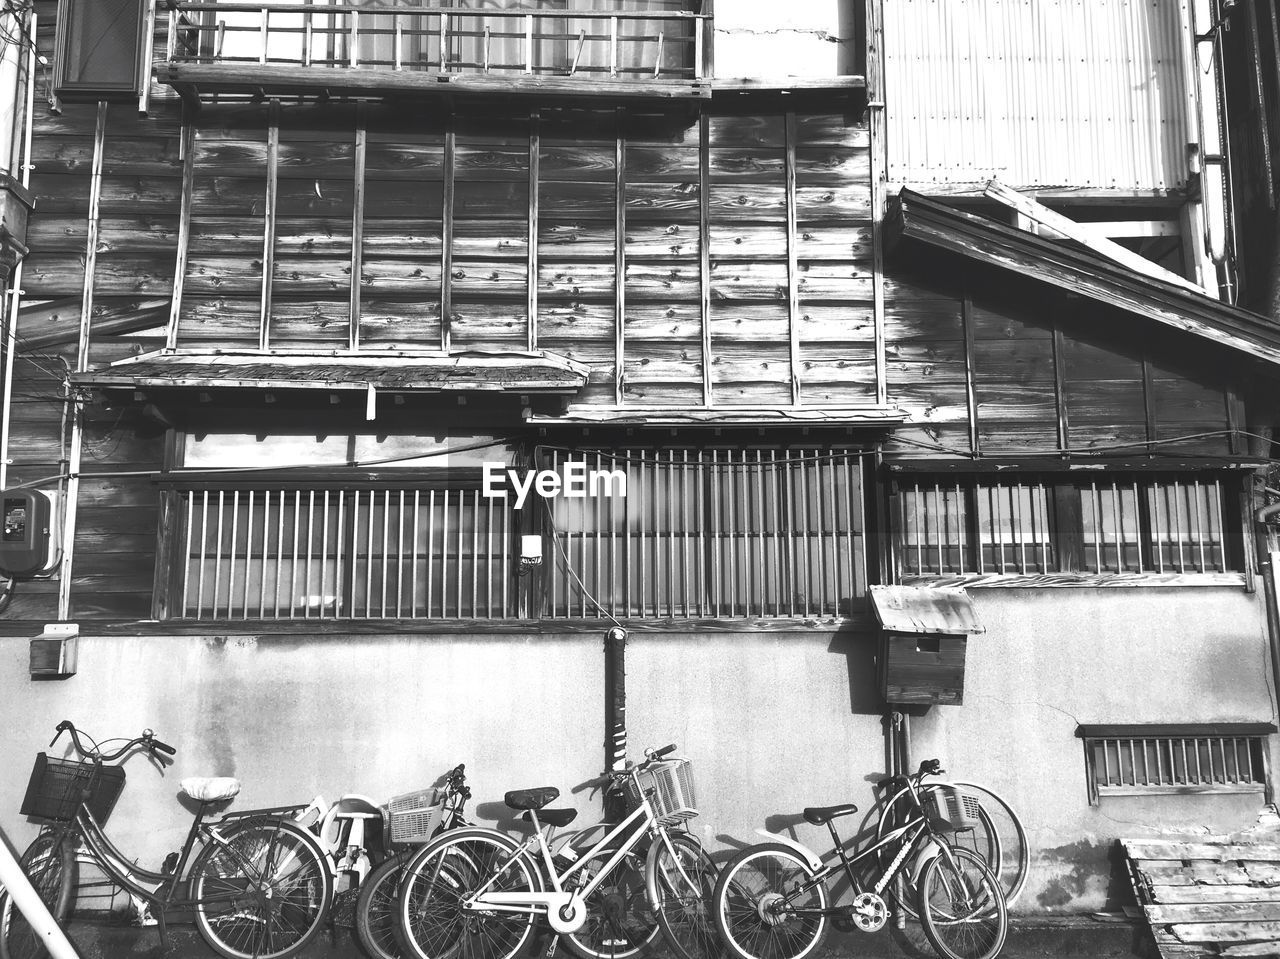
[1077, 724, 1275, 805]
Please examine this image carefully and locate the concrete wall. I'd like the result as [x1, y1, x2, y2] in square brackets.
[0, 588, 1273, 918]
[909, 587, 1277, 914]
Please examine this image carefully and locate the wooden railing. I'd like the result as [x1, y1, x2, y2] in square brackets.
[164, 2, 710, 83]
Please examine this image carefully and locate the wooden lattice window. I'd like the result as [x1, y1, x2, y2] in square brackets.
[893, 472, 1244, 582]
[1077, 724, 1274, 805]
[543, 447, 866, 620]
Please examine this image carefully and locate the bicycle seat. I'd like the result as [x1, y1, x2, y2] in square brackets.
[803, 803, 858, 826]
[182, 777, 241, 803]
[520, 808, 579, 828]
[505, 787, 559, 810]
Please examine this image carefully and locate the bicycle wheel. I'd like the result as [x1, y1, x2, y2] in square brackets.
[564, 847, 659, 959]
[190, 817, 334, 959]
[876, 782, 1028, 913]
[0, 831, 77, 959]
[398, 828, 540, 959]
[712, 844, 828, 959]
[645, 831, 718, 959]
[356, 850, 413, 959]
[916, 846, 1007, 959]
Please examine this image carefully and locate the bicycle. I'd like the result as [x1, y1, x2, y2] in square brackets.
[354, 763, 471, 959]
[396, 744, 719, 959]
[875, 776, 1028, 914]
[0, 721, 334, 959]
[712, 759, 1007, 959]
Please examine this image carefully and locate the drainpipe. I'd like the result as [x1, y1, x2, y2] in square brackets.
[603, 626, 627, 821]
[1254, 502, 1280, 805]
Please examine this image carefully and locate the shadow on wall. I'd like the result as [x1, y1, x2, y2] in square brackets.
[1034, 838, 1136, 912]
[829, 627, 883, 716]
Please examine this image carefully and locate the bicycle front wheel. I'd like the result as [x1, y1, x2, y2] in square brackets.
[190, 817, 334, 959]
[646, 831, 718, 959]
[916, 846, 1008, 959]
[356, 850, 413, 959]
[564, 846, 660, 959]
[712, 844, 828, 959]
[398, 828, 540, 959]
[0, 831, 77, 959]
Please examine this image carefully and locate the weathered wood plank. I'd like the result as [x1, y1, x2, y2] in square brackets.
[625, 223, 700, 259]
[794, 115, 869, 148]
[540, 263, 616, 298]
[29, 216, 180, 253]
[626, 145, 701, 180]
[539, 182, 618, 219]
[706, 114, 786, 148]
[540, 145, 616, 182]
[357, 258, 444, 293]
[365, 142, 446, 180]
[1151, 884, 1280, 905]
[625, 262, 701, 301]
[1135, 862, 1280, 887]
[1128, 844, 1280, 862]
[626, 182, 701, 219]
[538, 302, 616, 339]
[707, 147, 785, 182]
[451, 260, 529, 298]
[454, 180, 530, 217]
[1171, 921, 1280, 944]
[274, 140, 356, 179]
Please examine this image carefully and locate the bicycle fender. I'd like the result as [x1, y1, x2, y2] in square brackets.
[752, 829, 824, 872]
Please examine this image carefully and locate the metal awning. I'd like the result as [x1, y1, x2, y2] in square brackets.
[869, 585, 985, 635]
[69, 349, 592, 394]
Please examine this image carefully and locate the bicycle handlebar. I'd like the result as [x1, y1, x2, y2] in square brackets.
[53, 720, 177, 763]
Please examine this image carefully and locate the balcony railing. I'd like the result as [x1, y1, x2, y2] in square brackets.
[161, 2, 711, 99]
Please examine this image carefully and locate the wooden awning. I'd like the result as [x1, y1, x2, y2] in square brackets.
[885, 189, 1280, 367]
[70, 349, 592, 394]
[869, 585, 985, 635]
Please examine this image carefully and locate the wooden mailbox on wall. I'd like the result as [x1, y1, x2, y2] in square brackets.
[870, 586, 984, 707]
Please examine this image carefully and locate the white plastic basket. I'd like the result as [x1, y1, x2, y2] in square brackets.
[625, 759, 697, 825]
[924, 786, 983, 832]
[387, 787, 445, 844]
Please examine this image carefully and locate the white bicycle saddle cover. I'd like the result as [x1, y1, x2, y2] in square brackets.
[181, 777, 241, 802]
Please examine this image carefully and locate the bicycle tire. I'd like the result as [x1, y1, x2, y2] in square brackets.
[397, 828, 540, 959]
[645, 831, 718, 959]
[875, 781, 1028, 913]
[712, 843, 828, 959]
[190, 817, 334, 959]
[916, 846, 1008, 959]
[356, 850, 413, 959]
[563, 846, 660, 959]
[0, 831, 77, 959]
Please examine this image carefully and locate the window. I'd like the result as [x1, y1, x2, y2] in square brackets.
[543, 447, 866, 620]
[893, 472, 1244, 582]
[1077, 724, 1274, 804]
[54, 0, 148, 99]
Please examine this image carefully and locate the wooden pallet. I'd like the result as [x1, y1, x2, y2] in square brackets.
[1124, 839, 1280, 958]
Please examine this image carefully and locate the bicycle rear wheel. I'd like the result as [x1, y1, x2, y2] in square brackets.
[190, 817, 333, 959]
[356, 850, 413, 959]
[712, 844, 828, 959]
[564, 846, 659, 959]
[398, 828, 539, 959]
[0, 831, 77, 959]
[646, 831, 718, 959]
[916, 846, 1007, 959]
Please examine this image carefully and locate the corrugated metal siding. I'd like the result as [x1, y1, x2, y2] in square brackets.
[883, 0, 1191, 191]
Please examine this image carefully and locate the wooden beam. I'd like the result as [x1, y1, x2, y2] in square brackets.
[1248, 0, 1275, 209]
[699, 111, 712, 407]
[259, 101, 280, 351]
[1052, 324, 1069, 454]
[350, 103, 366, 350]
[167, 119, 197, 350]
[961, 290, 979, 455]
[1142, 355, 1158, 455]
[77, 102, 108, 373]
[785, 111, 800, 406]
[22, 299, 170, 350]
[984, 179, 1208, 295]
[868, 0, 887, 407]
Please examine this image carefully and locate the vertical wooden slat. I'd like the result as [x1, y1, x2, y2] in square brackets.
[785, 112, 801, 406]
[1249, 0, 1276, 208]
[639, 449, 648, 616]
[1109, 482, 1122, 572]
[1173, 483, 1186, 572]
[212, 491, 227, 618]
[961, 292, 979, 454]
[773, 450, 785, 614]
[289, 490, 302, 618]
[615, 108, 626, 406]
[700, 114, 713, 406]
[609, 16, 618, 76]
[77, 102, 108, 371]
[411, 491, 420, 617]
[868, 0, 887, 405]
[799, 452, 812, 616]
[1193, 478, 1206, 572]
[274, 490, 286, 617]
[456, 489, 465, 617]
[427, 490, 437, 617]
[525, 14, 533, 74]
[595, 453, 603, 612]
[471, 490, 479, 617]
[1052, 325, 1069, 453]
[757, 450, 768, 618]
[225, 491, 240, 617]
[501, 490, 509, 617]
[350, 105, 367, 349]
[710, 449, 720, 617]
[486, 489, 493, 619]
[166, 121, 197, 349]
[260, 103, 280, 350]
[682, 450, 691, 617]
[666, 450, 675, 617]
[441, 123, 455, 352]
[440, 12, 449, 71]
[528, 110, 539, 351]
[304, 490, 316, 618]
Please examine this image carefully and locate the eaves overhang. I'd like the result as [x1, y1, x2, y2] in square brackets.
[69, 349, 592, 394]
[885, 189, 1280, 368]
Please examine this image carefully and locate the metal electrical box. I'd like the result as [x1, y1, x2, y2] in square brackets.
[0, 490, 61, 577]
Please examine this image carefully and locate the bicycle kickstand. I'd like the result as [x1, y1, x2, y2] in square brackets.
[544, 933, 560, 958]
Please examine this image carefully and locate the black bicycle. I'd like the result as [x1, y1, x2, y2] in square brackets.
[0, 721, 333, 959]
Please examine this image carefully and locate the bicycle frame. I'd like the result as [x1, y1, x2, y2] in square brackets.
[460, 776, 677, 934]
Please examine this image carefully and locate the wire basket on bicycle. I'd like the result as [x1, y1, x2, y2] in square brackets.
[622, 757, 697, 825]
[20, 752, 126, 825]
[922, 785, 983, 833]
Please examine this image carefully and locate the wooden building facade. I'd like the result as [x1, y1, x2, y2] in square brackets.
[1, 0, 1279, 916]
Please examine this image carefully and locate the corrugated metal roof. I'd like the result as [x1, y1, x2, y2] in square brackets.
[883, 0, 1191, 191]
[869, 585, 985, 635]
